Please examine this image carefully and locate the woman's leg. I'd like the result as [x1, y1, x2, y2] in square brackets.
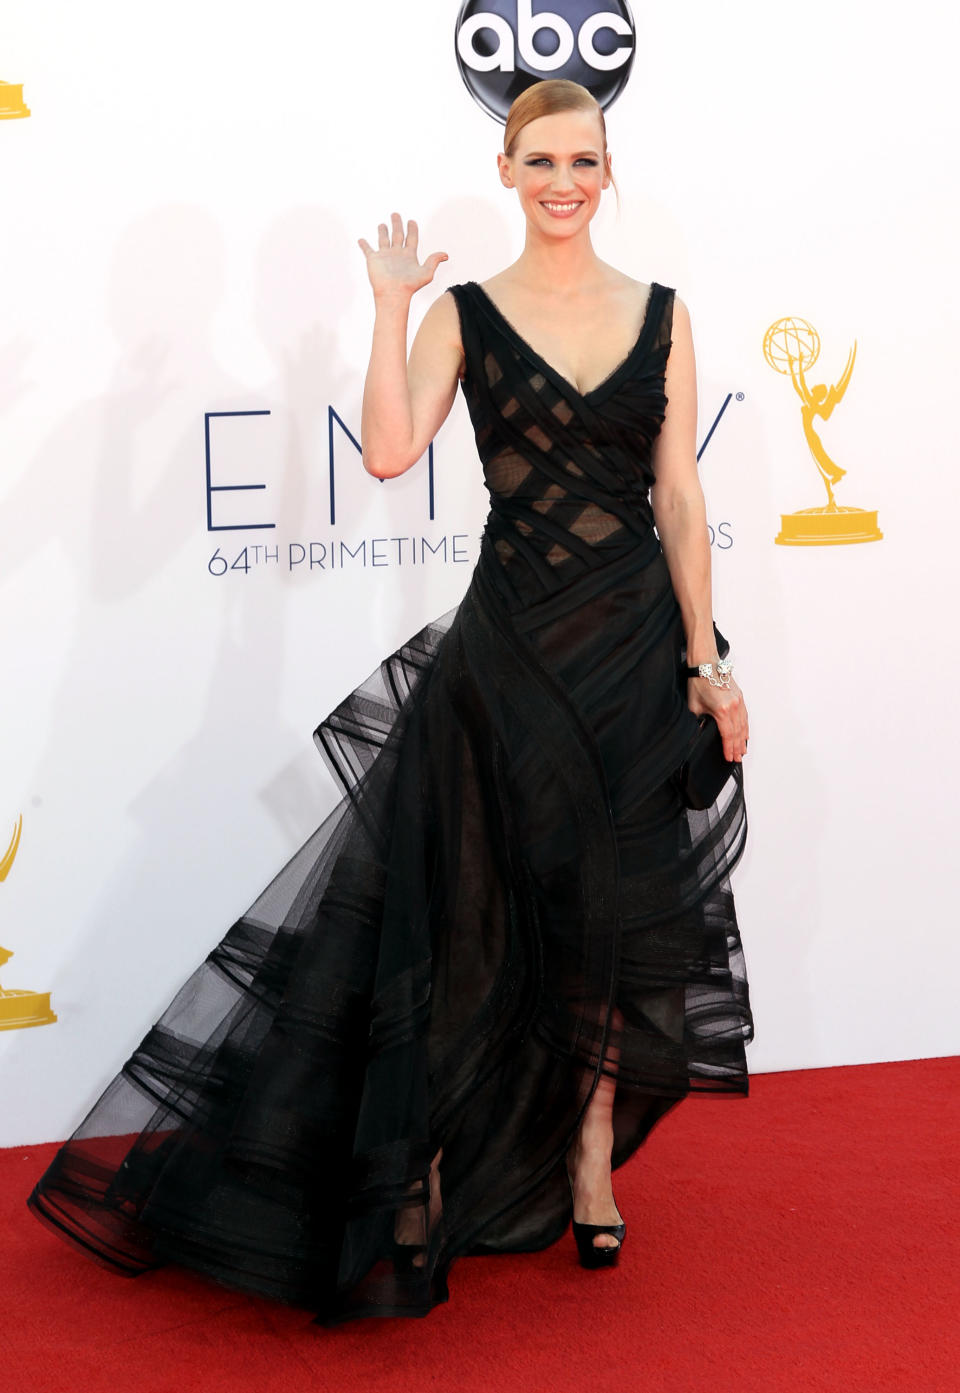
[567, 1005, 624, 1249]
[393, 1146, 444, 1265]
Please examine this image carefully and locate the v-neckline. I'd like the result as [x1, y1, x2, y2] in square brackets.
[467, 280, 662, 405]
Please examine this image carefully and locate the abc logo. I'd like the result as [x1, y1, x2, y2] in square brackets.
[455, 0, 636, 123]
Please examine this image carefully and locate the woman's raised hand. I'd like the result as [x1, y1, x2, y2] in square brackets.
[358, 213, 448, 300]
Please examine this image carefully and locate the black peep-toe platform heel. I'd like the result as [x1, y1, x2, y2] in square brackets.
[565, 1162, 626, 1269]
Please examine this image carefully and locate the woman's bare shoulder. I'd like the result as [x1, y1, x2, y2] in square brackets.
[415, 284, 465, 342]
[621, 269, 691, 321]
[476, 267, 522, 297]
[407, 286, 467, 381]
[596, 263, 652, 308]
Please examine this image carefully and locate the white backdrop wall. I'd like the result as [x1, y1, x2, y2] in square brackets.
[1, 1, 957, 1147]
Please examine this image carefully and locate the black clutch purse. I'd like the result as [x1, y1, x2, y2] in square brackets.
[675, 713, 736, 811]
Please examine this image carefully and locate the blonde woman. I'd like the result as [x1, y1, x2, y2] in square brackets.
[29, 80, 753, 1325]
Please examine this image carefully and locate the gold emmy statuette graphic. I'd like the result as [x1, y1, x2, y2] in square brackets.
[0, 816, 57, 1030]
[0, 80, 31, 120]
[764, 316, 882, 545]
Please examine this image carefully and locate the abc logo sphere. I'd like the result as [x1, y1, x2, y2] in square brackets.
[455, 0, 636, 123]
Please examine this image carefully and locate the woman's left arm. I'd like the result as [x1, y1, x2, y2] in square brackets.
[649, 295, 749, 763]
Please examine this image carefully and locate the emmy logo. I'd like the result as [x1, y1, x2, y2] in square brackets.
[0, 81, 31, 120]
[764, 316, 882, 546]
[0, 816, 57, 1031]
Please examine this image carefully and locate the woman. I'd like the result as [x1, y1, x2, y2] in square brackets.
[28, 80, 753, 1325]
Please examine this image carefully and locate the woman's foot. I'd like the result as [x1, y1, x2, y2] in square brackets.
[565, 1127, 623, 1251]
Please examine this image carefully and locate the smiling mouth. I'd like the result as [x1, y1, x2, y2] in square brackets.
[541, 201, 584, 217]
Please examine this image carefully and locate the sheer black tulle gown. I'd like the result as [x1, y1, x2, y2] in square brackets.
[28, 280, 753, 1324]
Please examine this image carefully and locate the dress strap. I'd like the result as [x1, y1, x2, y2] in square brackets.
[654, 284, 676, 353]
[446, 283, 482, 387]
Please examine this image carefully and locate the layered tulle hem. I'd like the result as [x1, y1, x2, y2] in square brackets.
[28, 551, 753, 1324]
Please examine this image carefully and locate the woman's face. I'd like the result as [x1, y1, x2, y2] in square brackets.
[498, 108, 610, 237]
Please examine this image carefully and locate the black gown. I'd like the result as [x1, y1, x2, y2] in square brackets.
[28, 279, 753, 1325]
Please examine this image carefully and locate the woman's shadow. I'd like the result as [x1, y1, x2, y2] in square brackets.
[0, 204, 361, 1119]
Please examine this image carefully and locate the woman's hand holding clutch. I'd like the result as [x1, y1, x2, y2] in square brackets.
[686, 673, 749, 763]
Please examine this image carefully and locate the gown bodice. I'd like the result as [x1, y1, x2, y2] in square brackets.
[449, 280, 675, 608]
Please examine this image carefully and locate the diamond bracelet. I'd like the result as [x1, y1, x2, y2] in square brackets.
[682, 658, 734, 688]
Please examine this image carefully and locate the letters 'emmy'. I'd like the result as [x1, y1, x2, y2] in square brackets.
[764, 316, 882, 545]
[0, 816, 57, 1031]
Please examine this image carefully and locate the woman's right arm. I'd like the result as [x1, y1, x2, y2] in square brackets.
[358, 212, 464, 479]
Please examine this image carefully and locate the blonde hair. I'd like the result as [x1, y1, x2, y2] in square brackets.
[503, 79, 618, 200]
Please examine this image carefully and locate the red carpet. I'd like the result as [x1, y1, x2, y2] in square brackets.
[6, 1056, 958, 1393]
